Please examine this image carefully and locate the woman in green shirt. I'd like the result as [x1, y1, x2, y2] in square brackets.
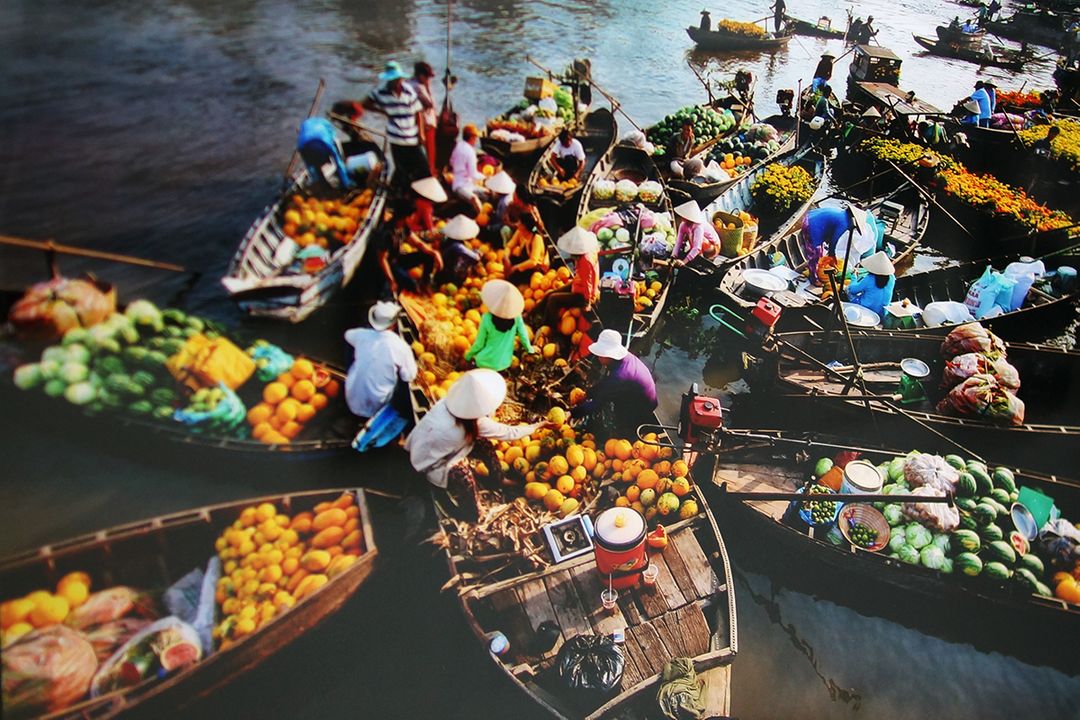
[465, 280, 536, 371]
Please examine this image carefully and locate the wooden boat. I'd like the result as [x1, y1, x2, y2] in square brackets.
[759, 328, 1080, 476]
[702, 431, 1080, 673]
[800, 259, 1080, 337]
[714, 190, 926, 311]
[686, 25, 794, 51]
[528, 108, 618, 207]
[987, 11, 1071, 49]
[788, 15, 848, 39]
[0, 488, 377, 718]
[667, 114, 797, 209]
[846, 45, 943, 116]
[578, 144, 676, 339]
[679, 142, 826, 281]
[913, 34, 1028, 71]
[222, 137, 389, 323]
[437, 445, 737, 719]
[935, 24, 986, 45]
[483, 116, 561, 158]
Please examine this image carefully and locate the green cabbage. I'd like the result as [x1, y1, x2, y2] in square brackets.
[62, 327, 89, 346]
[42, 346, 68, 364]
[898, 543, 920, 565]
[883, 504, 904, 527]
[64, 381, 97, 405]
[59, 361, 89, 385]
[888, 532, 908, 554]
[13, 364, 43, 390]
[932, 533, 951, 553]
[905, 523, 933, 550]
[920, 545, 946, 570]
[44, 379, 67, 397]
[65, 343, 91, 364]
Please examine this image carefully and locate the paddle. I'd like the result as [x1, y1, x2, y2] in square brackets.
[687, 61, 716, 105]
[282, 78, 327, 190]
[0, 234, 187, 273]
[882, 159, 975, 239]
[526, 55, 646, 135]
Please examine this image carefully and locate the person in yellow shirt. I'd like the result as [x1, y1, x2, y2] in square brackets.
[503, 214, 550, 284]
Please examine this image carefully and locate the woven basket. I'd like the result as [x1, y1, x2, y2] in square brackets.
[838, 504, 891, 552]
[712, 211, 745, 258]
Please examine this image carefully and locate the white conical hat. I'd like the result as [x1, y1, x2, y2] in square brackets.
[480, 279, 525, 319]
[442, 214, 480, 240]
[445, 369, 507, 419]
[962, 99, 980, 114]
[557, 226, 600, 255]
[367, 300, 401, 330]
[846, 202, 871, 237]
[674, 200, 703, 224]
[860, 250, 895, 276]
[411, 176, 448, 203]
[861, 106, 882, 118]
[485, 170, 516, 195]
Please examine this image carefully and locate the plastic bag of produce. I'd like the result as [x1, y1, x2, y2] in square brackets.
[91, 617, 202, 698]
[83, 618, 154, 662]
[638, 181, 663, 204]
[941, 352, 1020, 391]
[614, 180, 639, 203]
[640, 233, 672, 258]
[941, 322, 1006, 360]
[67, 587, 158, 631]
[166, 334, 255, 392]
[8, 277, 117, 340]
[903, 454, 959, 494]
[3, 625, 99, 717]
[923, 301, 974, 328]
[936, 374, 1025, 426]
[901, 486, 960, 532]
[555, 634, 624, 696]
[593, 179, 616, 201]
[1038, 519, 1080, 569]
[963, 267, 1005, 319]
[655, 657, 706, 720]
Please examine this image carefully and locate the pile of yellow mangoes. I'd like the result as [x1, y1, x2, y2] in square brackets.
[247, 357, 340, 445]
[608, 433, 699, 523]
[281, 191, 375, 249]
[1, 571, 92, 646]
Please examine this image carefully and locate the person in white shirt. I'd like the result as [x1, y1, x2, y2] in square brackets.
[344, 301, 418, 418]
[406, 370, 549, 515]
[449, 123, 486, 213]
[552, 128, 586, 181]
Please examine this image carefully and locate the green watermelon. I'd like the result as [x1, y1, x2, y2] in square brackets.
[989, 488, 1012, 508]
[986, 540, 1017, 565]
[954, 553, 983, 576]
[981, 497, 1008, 518]
[1034, 581, 1053, 597]
[992, 467, 1017, 494]
[1014, 567, 1040, 591]
[1017, 554, 1045, 577]
[968, 463, 993, 495]
[958, 513, 978, 531]
[978, 523, 1004, 543]
[944, 454, 965, 470]
[951, 530, 981, 554]
[955, 497, 977, 513]
[984, 561, 1011, 580]
[955, 472, 977, 498]
[972, 503, 997, 525]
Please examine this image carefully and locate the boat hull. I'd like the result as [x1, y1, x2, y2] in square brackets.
[687, 26, 793, 51]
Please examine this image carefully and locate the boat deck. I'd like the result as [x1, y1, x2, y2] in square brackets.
[854, 82, 942, 115]
[714, 463, 801, 522]
[466, 515, 731, 717]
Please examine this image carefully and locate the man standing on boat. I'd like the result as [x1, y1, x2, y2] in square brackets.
[552, 128, 586, 182]
[770, 0, 787, 33]
[409, 62, 439, 176]
[699, 9, 712, 31]
[344, 301, 417, 419]
[449, 124, 486, 214]
[970, 81, 992, 127]
[363, 61, 429, 190]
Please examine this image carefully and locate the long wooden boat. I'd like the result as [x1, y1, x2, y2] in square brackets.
[222, 137, 389, 323]
[800, 259, 1080, 337]
[713, 189, 927, 311]
[986, 12, 1070, 48]
[0, 488, 377, 719]
[528, 108, 618, 207]
[483, 115, 562, 158]
[686, 25, 794, 51]
[578, 144, 676, 340]
[935, 24, 986, 45]
[702, 431, 1080, 673]
[758, 328, 1080, 476]
[913, 35, 1028, 71]
[679, 140, 826, 281]
[667, 114, 797, 209]
[788, 15, 847, 39]
[435, 438, 737, 719]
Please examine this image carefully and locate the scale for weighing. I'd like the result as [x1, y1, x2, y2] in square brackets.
[897, 357, 930, 404]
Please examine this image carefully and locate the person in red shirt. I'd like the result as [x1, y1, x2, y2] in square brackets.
[534, 227, 600, 326]
[403, 176, 448, 234]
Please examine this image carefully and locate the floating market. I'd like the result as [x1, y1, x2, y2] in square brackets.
[3, 0, 1080, 717]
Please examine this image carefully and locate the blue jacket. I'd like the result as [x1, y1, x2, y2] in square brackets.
[846, 272, 895, 317]
[297, 118, 352, 189]
[970, 88, 991, 121]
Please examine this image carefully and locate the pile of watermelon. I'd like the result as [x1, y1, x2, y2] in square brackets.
[647, 105, 737, 154]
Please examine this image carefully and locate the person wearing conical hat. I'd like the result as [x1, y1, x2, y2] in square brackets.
[373, 196, 446, 295]
[344, 301, 417, 418]
[575, 328, 658, 436]
[437, 214, 482, 285]
[406, 370, 551, 514]
[484, 170, 519, 240]
[463, 280, 536, 372]
[502, 209, 550, 284]
[403, 176, 449, 234]
[534, 226, 601, 326]
[672, 200, 719, 267]
[846, 250, 896, 318]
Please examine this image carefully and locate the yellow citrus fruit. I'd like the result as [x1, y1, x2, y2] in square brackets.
[555, 475, 575, 494]
[276, 372, 296, 388]
[247, 403, 273, 426]
[543, 489, 565, 512]
[291, 379, 315, 402]
[1, 598, 35, 630]
[263, 382, 288, 405]
[291, 358, 314, 379]
[29, 594, 69, 627]
[57, 579, 89, 609]
[310, 393, 328, 410]
[547, 407, 567, 425]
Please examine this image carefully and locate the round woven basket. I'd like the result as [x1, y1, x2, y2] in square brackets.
[838, 504, 891, 552]
[712, 211, 745, 258]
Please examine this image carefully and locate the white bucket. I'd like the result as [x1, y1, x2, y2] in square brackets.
[841, 460, 883, 495]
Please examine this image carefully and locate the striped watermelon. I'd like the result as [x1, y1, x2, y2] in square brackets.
[951, 529, 981, 554]
[954, 553, 983, 576]
[984, 561, 1012, 580]
[1017, 553, 1045, 577]
[955, 472, 977, 498]
[992, 467, 1017, 494]
[986, 540, 1017, 565]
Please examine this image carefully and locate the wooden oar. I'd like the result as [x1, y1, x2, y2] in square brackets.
[715, 486, 955, 504]
[282, 78, 327, 188]
[0, 234, 187, 273]
[526, 55, 645, 134]
[327, 113, 388, 139]
[687, 61, 716, 105]
[883, 159, 974, 239]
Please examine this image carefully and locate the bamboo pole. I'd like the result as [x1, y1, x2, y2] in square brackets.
[0, 234, 187, 273]
[283, 78, 327, 186]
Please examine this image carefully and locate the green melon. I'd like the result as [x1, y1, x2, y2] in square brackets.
[955, 497, 977, 513]
[985, 540, 1017, 565]
[972, 503, 997, 525]
[978, 523, 1004, 543]
[955, 472, 977, 498]
[954, 553, 983, 577]
[951, 530, 981, 554]
[944, 454, 966, 470]
[983, 561, 1012, 580]
[992, 467, 1017, 494]
[1017, 554, 1045, 577]
[989, 488, 1012, 508]
[968, 463, 993, 495]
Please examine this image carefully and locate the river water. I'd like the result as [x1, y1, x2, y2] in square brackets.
[2, 0, 1079, 717]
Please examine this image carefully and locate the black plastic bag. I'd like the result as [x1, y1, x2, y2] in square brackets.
[555, 634, 624, 695]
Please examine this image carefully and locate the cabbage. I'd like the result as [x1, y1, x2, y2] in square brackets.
[64, 381, 97, 405]
[594, 180, 616, 201]
[905, 523, 933, 550]
[13, 364, 43, 390]
[64, 343, 91, 364]
[919, 545, 946, 570]
[932, 533, 951, 553]
[44, 379, 67, 397]
[59, 361, 89, 385]
[39, 359, 62, 379]
[898, 543, 920, 565]
[125, 299, 163, 331]
[615, 228, 631, 244]
[882, 483, 909, 496]
[888, 532, 908, 554]
[42, 346, 68, 364]
[883, 504, 904, 527]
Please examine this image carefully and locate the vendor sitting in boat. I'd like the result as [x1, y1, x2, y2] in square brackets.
[436, 214, 482, 286]
[672, 200, 720, 267]
[297, 117, 354, 191]
[552, 128, 586, 182]
[450, 123, 487, 214]
[667, 119, 695, 177]
[404, 176, 449, 234]
[344, 301, 417, 419]
[502, 212, 550, 284]
[801, 202, 872, 285]
[373, 199, 445, 296]
[464, 280, 536, 372]
[534, 226, 600, 325]
[845, 250, 896, 318]
[484, 170, 518, 240]
[574, 329, 658, 435]
[406, 369, 550, 516]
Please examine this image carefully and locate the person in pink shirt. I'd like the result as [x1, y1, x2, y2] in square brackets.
[671, 200, 718, 266]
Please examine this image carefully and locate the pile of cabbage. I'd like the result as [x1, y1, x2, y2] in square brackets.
[873, 452, 958, 571]
[578, 206, 676, 257]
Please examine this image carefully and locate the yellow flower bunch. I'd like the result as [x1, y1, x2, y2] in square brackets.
[1018, 119, 1080, 173]
[859, 138, 958, 171]
[716, 19, 768, 38]
[750, 163, 814, 216]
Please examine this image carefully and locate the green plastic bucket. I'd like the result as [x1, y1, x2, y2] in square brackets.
[1017, 486, 1055, 529]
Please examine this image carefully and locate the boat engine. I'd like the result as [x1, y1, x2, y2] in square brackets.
[747, 297, 782, 338]
[776, 88, 795, 116]
[678, 383, 724, 451]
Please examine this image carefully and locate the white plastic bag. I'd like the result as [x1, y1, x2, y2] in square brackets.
[901, 485, 960, 532]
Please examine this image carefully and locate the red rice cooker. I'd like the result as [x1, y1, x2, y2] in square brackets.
[593, 507, 647, 589]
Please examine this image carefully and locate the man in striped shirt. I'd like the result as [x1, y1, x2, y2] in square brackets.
[364, 60, 429, 189]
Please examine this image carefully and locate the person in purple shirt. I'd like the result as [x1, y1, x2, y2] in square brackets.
[575, 329, 658, 434]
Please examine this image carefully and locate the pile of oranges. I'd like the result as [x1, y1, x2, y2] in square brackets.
[246, 358, 339, 445]
[1, 571, 92, 647]
[213, 493, 363, 647]
[607, 433, 700, 523]
[280, 190, 375, 249]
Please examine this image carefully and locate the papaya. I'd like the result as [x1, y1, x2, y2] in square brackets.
[295, 573, 329, 599]
[342, 529, 362, 549]
[332, 493, 354, 510]
[312, 508, 347, 532]
[327, 555, 358, 578]
[311, 526, 346, 549]
[290, 512, 313, 534]
[286, 568, 310, 593]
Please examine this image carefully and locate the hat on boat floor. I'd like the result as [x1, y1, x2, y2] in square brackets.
[480, 279, 525, 319]
[445, 369, 507, 419]
[411, 176, 448, 203]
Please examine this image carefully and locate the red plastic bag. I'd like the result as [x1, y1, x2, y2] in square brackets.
[941, 323, 1006, 360]
[936, 374, 1025, 426]
[941, 352, 1021, 391]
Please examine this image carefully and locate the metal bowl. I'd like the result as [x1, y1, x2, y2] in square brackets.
[741, 268, 788, 298]
[841, 302, 881, 328]
[900, 358, 931, 379]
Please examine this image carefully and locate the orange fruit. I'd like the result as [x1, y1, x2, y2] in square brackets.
[671, 460, 689, 477]
[636, 469, 659, 490]
[29, 594, 69, 627]
[548, 455, 569, 476]
[275, 402, 298, 424]
[625, 485, 641, 503]
[310, 393, 328, 410]
[252, 421, 273, 440]
[263, 382, 288, 405]
[296, 403, 316, 423]
[280, 421, 302, 439]
[555, 475, 575, 494]
[324, 379, 340, 398]
[276, 373, 296, 388]
[291, 380, 315, 402]
[291, 359, 314, 379]
[57, 578, 89, 608]
[613, 439, 633, 461]
[247, 403, 273, 426]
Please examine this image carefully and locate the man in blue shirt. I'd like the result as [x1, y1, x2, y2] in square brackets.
[970, 81, 992, 128]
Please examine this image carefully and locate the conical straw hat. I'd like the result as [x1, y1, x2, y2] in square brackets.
[442, 214, 480, 240]
[445, 369, 507, 419]
[481, 279, 525, 319]
[557, 226, 599, 255]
